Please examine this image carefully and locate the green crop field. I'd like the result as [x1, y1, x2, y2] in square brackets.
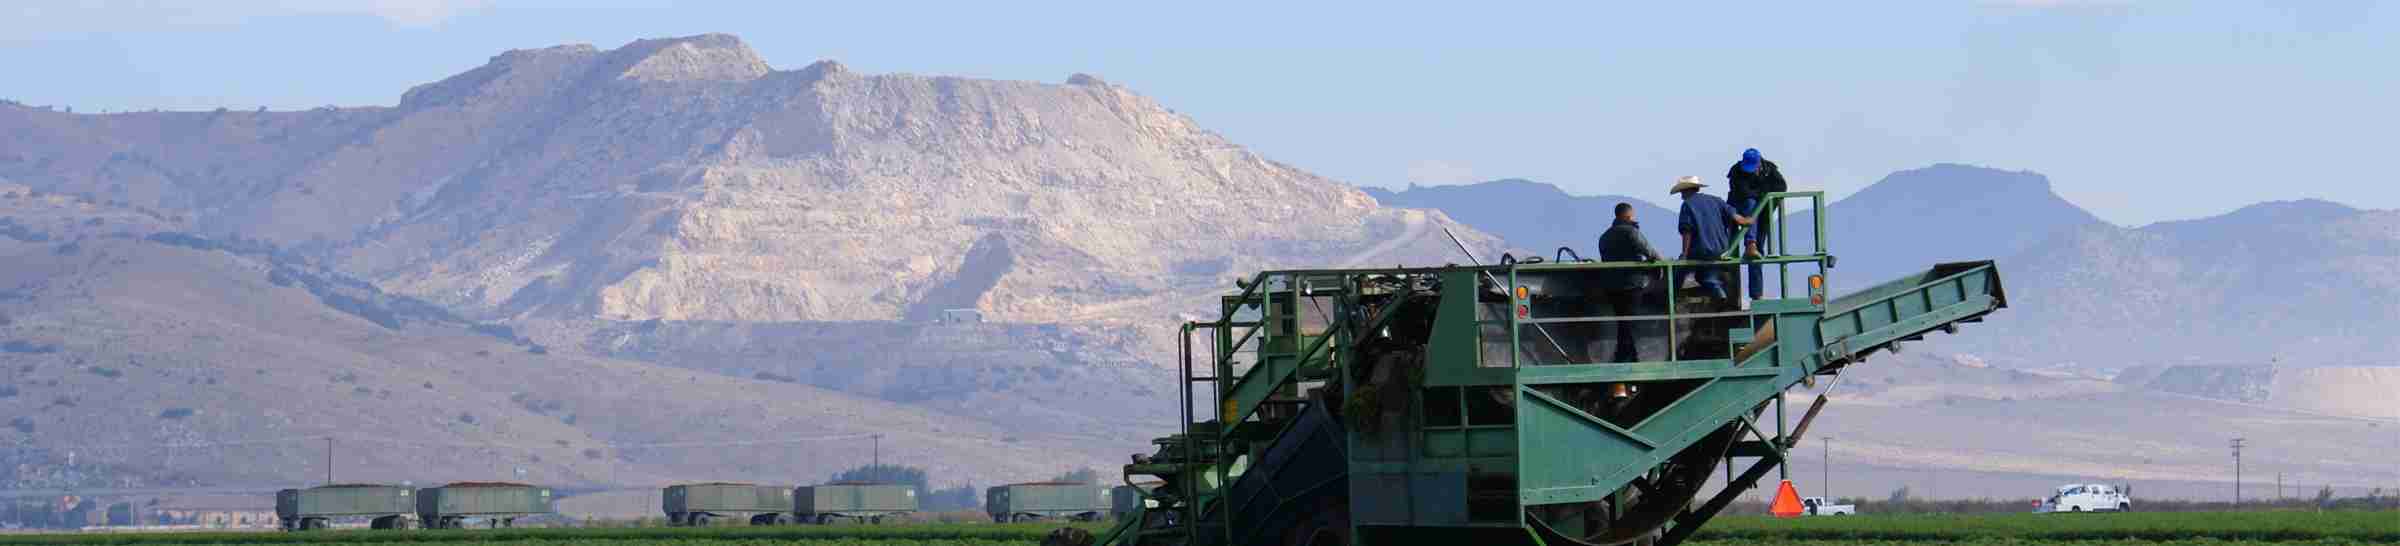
[0, 512, 2389, 545]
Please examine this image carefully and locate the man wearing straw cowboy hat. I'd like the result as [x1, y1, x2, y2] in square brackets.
[1671, 175, 1750, 300]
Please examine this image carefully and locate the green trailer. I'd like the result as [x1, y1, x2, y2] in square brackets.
[794, 482, 917, 524]
[1088, 191, 2011, 546]
[274, 484, 417, 531]
[416, 482, 554, 529]
[1113, 482, 1163, 523]
[988, 482, 1111, 522]
[665, 483, 795, 526]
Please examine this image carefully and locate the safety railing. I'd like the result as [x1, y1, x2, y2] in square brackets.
[1497, 191, 1828, 367]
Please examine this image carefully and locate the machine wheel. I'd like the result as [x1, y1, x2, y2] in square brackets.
[1280, 494, 1352, 546]
[2071, 506, 2084, 512]
[2118, 503, 2131, 512]
[689, 514, 710, 526]
[869, 515, 885, 525]
[1529, 426, 1734, 546]
[817, 514, 836, 525]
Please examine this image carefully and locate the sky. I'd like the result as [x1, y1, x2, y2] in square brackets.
[3, 1, 2391, 225]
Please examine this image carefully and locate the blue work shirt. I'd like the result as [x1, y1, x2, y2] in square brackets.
[1677, 192, 1739, 259]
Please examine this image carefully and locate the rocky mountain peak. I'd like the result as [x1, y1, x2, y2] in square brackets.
[604, 33, 771, 82]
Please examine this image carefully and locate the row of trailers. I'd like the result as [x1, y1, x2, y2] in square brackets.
[275, 481, 1150, 530]
[666, 481, 1140, 526]
[274, 482, 551, 531]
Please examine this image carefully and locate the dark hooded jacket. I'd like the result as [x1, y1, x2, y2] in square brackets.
[1725, 158, 1788, 214]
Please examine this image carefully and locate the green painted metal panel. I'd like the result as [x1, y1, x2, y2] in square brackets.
[415, 483, 553, 519]
[663, 483, 793, 515]
[795, 484, 917, 515]
[1425, 271, 1506, 387]
[275, 485, 414, 518]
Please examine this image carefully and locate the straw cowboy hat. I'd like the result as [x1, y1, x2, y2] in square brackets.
[1668, 175, 1708, 195]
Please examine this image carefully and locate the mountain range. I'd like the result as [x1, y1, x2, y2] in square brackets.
[0, 33, 1499, 493]
[0, 34, 2390, 507]
[1370, 164, 2398, 368]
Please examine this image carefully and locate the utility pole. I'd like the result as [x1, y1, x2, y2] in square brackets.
[2230, 438, 2245, 505]
[2277, 473, 2283, 501]
[872, 434, 882, 468]
[325, 437, 335, 484]
[1822, 436, 1833, 499]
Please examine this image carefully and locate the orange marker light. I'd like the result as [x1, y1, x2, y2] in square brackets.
[1807, 275, 1827, 305]
[1515, 286, 1529, 300]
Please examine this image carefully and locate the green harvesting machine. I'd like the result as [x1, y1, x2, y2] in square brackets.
[1091, 192, 2007, 546]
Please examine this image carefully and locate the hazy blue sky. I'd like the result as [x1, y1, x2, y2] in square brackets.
[4, 1, 2390, 224]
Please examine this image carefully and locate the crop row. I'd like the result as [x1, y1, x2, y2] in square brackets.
[0, 523, 1093, 545]
[1690, 511, 2399, 542]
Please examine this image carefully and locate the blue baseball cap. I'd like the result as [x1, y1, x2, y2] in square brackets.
[1740, 149, 1763, 174]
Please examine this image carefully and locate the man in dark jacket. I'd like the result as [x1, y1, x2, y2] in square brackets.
[1598, 202, 1664, 362]
[1726, 148, 1788, 300]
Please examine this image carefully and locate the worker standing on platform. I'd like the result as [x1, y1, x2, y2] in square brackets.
[1673, 176, 1748, 300]
[1726, 148, 1787, 300]
[1598, 202, 1664, 362]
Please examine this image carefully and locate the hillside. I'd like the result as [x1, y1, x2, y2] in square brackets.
[1956, 201, 2400, 366]
[1362, 179, 1678, 259]
[0, 34, 1496, 325]
[1771, 353, 2395, 499]
[1789, 163, 2106, 286]
[0, 192, 1115, 491]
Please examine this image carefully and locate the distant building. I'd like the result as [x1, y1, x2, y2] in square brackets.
[938, 308, 985, 324]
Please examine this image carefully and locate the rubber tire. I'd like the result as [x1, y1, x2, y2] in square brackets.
[2118, 503, 2131, 512]
[817, 514, 836, 525]
[2071, 506, 2084, 512]
[689, 514, 709, 527]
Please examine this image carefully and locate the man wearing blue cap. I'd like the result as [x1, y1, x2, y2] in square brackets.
[1725, 148, 1787, 300]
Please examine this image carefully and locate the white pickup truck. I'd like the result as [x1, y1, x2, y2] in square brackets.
[2035, 483, 2132, 513]
[1800, 496, 1856, 516]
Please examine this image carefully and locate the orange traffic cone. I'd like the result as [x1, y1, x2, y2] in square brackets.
[1769, 480, 1804, 518]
